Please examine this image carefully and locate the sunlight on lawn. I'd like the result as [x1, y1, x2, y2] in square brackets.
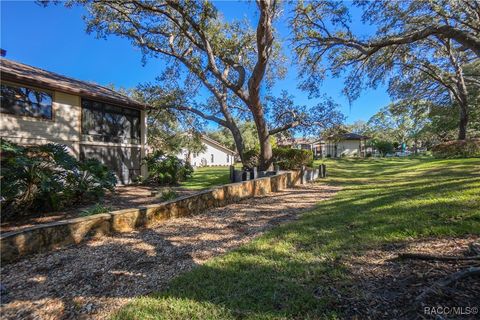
[180, 166, 231, 190]
[114, 158, 480, 320]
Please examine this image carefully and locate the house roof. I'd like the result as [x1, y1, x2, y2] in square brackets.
[277, 137, 325, 147]
[201, 135, 237, 155]
[339, 133, 369, 140]
[0, 58, 147, 110]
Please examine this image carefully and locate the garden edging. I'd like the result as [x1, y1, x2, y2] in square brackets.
[0, 169, 314, 263]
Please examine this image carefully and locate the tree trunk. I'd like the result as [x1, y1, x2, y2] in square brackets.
[228, 123, 246, 164]
[458, 103, 468, 140]
[251, 105, 273, 171]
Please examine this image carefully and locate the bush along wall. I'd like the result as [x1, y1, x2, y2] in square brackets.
[272, 147, 314, 170]
[142, 150, 194, 184]
[0, 139, 116, 221]
[431, 139, 480, 158]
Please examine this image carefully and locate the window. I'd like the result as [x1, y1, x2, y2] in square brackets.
[0, 84, 52, 119]
[227, 154, 230, 163]
[81, 99, 141, 144]
[211, 154, 214, 163]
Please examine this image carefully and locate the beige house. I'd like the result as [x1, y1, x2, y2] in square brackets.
[277, 133, 369, 158]
[323, 133, 369, 157]
[0, 58, 148, 184]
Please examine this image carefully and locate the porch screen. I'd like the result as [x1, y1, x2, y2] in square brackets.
[81, 99, 140, 144]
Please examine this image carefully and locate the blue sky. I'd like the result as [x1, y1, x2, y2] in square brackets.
[1, 1, 391, 126]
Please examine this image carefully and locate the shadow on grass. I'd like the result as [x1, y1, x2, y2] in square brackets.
[113, 158, 480, 319]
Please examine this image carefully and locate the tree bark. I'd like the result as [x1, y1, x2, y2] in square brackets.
[455, 67, 470, 140]
[251, 105, 273, 170]
[246, 0, 276, 171]
[458, 103, 469, 140]
[227, 122, 246, 164]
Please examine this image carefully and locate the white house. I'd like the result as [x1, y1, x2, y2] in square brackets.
[181, 135, 236, 167]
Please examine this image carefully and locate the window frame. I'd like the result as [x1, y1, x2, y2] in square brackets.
[81, 98, 141, 145]
[0, 82, 54, 120]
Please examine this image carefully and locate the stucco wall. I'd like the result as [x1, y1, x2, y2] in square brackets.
[0, 86, 82, 157]
[187, 140, 235, 166]
[337, 140, 362, 156]
[1, 81, 148, 183]
[324, 139, 363, 157]
[0, 169, 312, 263]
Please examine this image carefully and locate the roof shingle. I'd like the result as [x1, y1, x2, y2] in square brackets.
[0, 58, 146, 109]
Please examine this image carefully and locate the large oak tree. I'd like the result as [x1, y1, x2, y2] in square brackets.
[65, 0, 342, 170]
[292, 0, 479, 140]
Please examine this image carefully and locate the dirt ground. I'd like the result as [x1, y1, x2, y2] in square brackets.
[1, 185, 197, 233]
[0, 184, 339, 320]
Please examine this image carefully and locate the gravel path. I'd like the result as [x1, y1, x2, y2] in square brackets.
[0, 183, 339, 320]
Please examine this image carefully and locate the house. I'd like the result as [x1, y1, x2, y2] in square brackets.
[0, 58, 148, 184]
[277, 137, 324, 158]
[277, 133, 369, 158]
[323, 133, 369, 158]
[180, 135, 236, 167]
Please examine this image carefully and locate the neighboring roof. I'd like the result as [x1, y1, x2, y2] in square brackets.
[339, 133, 369, 140]
[321, 132, 369, 141]
[277, 137, 321, 146]
[0, 58, 147, 110]
[201, 135, 236, 155]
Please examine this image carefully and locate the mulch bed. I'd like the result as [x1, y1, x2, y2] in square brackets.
[0, 184, 339, 320]
[339, 236, 480, 319]
[0, 184, 197, 233]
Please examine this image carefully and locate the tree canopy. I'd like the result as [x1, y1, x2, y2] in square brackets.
[66, 0, 344, 169]
[292, 0, 479, 140]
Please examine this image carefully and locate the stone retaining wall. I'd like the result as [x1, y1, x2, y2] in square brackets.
[1, 170, 311, 264]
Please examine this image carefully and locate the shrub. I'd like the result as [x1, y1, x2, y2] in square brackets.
[158, 189, 178, 201]
[0, 139, 117, 219]
[66, 158, 117, 201]
[80, 203, 112, 217]
[431, 139, 480, 158]
[374, 140, 394, 156]
[242, 149, 259, 169]
[143, 151, 193, 184]
[272, 147, 314, 170]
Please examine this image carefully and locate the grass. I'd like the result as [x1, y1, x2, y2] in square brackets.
[180, 166, 231, 190]
[114, 158, 480, 319]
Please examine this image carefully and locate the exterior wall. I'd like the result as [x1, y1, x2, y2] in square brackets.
[337, 140, 362, 156]
[324, 139, 363, 157]
[0, 85, 82, 157]
[140, 110, 148, 177]
[185, 140, 235, 167]
[1, 81, 147, 184]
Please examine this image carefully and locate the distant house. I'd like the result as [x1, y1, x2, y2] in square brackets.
[180, 135, 236, 167]
[0, 58, 148, 184]
[277, 137, 323, 158]
[323, 133, 369, 158]
[277, 133, 369, 158]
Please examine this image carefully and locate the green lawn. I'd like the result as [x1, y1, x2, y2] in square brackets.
[180, 166, 231, 190]
[114, 158, 480, 319]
